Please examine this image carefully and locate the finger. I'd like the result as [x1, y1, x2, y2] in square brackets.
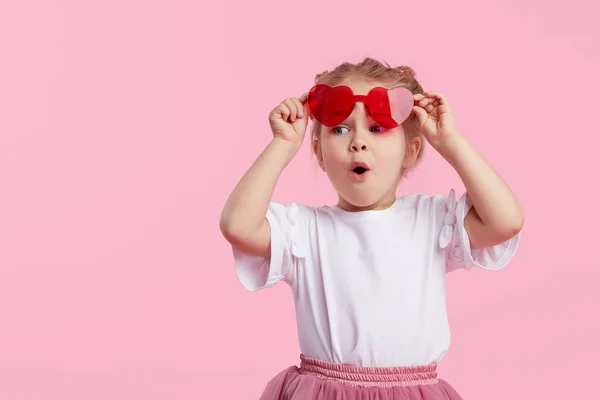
[417, 97, 435, 107]
[298, 92, 309, 103]
[291, 97, 305, 119]
[298, 93, 310, 120]
[425, 92, 448, 104]
[412, 105, 428, 128]
[436, 103, 453, 115]
[279, 104, 291, 121]
[283, 98, 298, 122]
[427, 92, 453, 114]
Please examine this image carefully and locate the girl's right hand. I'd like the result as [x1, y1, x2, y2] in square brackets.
[268, 93, 309, 146]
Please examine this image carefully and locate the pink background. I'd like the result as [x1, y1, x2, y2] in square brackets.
[1, 0, 598, 398]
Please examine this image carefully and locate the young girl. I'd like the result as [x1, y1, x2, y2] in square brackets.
[220, 58, 523, 399]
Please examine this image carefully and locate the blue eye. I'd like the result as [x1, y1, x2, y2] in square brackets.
[370, 125, 385, 133]
[332, 126, 350, 135]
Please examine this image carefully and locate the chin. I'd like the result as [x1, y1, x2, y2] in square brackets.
[329, 173, 398, 210]
[339, 190, 384, 209]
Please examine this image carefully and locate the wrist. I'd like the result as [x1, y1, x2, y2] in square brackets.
[432, 132, 469, 165]
[270, 137, 302, 161]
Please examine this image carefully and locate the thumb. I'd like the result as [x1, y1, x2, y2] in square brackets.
[413, 106, 428, 129]
[292, 102, 310, 135]
[303, 101, 310, 121]
[299, 92, 309, 104]
[300, 98, 310, 124]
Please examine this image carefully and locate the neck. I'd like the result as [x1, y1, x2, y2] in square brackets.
[336, 191, 398, 212]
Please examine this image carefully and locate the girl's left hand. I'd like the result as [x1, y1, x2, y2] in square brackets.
[413, 92, 460, 149]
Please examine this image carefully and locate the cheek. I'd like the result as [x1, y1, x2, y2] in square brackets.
[320, 138, 347, 168]
[375, 136, 407, 167]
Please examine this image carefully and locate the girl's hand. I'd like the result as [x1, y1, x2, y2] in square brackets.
[413, 92, 460, 149]
[268, 93, 310, 147]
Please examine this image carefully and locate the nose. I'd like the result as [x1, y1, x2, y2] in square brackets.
[348, 103, 369, 152]
[349, 131, 368, 152]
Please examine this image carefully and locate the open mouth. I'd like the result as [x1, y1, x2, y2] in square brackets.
[353, 166, 368, 175]
[350, 162, 370, 181]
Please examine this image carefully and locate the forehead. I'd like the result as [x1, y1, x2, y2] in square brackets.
[335, 77, 389, 95]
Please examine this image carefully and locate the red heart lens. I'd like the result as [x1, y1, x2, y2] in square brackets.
[308, 84, 414, 129]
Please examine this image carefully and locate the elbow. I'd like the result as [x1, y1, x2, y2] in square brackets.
[219, 216, 237, 242]
[510, 207, 525, 234]
[219, 216, 253, 245]
[219, 213, 235, 239]
[501, 201, 524, 239]
[490, 214, 524, 244]
[501, 213, 524, 241]
[514, 215, 525, 234]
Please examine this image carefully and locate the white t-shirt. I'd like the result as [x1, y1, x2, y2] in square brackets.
[232, 190, 521, 367]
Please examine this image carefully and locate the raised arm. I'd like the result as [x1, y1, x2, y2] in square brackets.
[413, 92, 524, 249]
[219, 94, 309, 257]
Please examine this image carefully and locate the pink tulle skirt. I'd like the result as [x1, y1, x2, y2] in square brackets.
[259, 355, 463, 400]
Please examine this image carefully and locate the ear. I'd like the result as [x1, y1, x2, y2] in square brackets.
[402, 136, 422, 169]
[312, 137, 326, 171]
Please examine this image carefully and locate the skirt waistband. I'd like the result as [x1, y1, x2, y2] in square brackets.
[298, 354, 439, 388]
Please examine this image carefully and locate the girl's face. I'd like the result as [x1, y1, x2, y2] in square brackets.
[314, 78, 421, 212]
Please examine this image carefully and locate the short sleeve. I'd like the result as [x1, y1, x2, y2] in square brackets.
[231, 202, 309, 291]
[437, 189, 521, 273]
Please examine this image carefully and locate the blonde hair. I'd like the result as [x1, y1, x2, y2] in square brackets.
[310, 57, 426, 174]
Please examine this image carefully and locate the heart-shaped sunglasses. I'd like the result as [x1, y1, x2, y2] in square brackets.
[307, 84, 414, 129]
